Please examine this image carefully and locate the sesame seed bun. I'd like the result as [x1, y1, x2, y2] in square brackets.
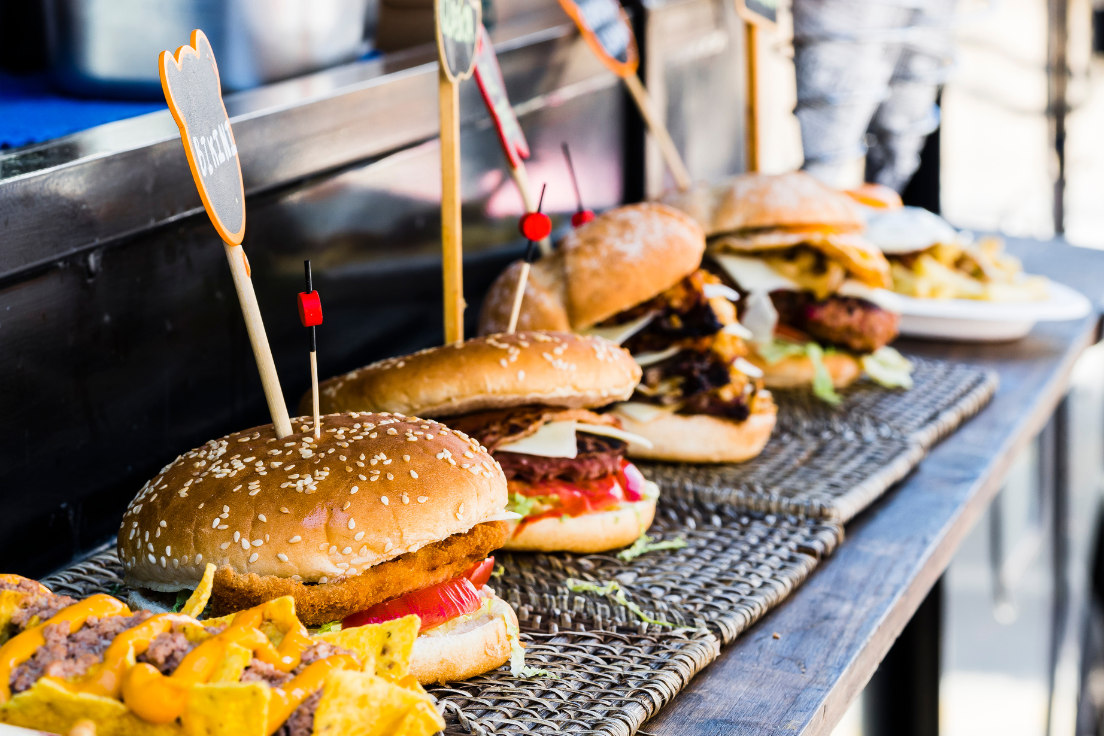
[410, 594, 518, 684]
[501, 498, 657, 553]
[663, 171, 866, 236]
[478, 203, 705, 335]
[746, 351, 862, 389]
[312, 332, 641, 419]
[118, 412, 509, 623]
[614, 395, 778, 463]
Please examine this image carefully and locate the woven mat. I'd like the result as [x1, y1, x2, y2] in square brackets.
[41, 500, 841, 735]
[642, 357, 998, 522]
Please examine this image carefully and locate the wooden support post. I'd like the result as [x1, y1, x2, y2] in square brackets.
[223, 242, 293, 438]
[745, 22, 761, 173]
[622, 72, 692, 191]
[439, 68, 466, 345]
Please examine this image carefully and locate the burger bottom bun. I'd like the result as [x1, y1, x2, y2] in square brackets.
[501, 498, 656, 553]
[749, 352, 862, 389]
[411, 593, 518, 685]
[618, 401, 777, 464]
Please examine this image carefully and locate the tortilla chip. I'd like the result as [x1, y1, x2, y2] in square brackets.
[207, 643, 253, 684]
[0, 677, 181, 736]
[180, 565, 215, 619]
[314, 616, 419, 681]
[312, 670, 443, 736]
[203, 596, 299, 647]
[181, 682, 269, 736]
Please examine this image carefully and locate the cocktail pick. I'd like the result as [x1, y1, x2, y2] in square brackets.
[562, 142, 595, 227]
[159, 30, 292, 438]
[508, 184, 551, 333]
[298, 260, 323, 439]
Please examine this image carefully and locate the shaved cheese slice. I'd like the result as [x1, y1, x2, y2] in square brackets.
[713, 254, 799, 293]
[837, 279, 904, 313]
[576, 423, 654, 449]
[633, 346, 681, 367]
[734, 357, 763, 378]
[610, 401, 676, 424]
[582, 311, 657, 345]
[723, 322, 753, 339]
[497, 421, 579, 458]
[703, 283, 741, 301]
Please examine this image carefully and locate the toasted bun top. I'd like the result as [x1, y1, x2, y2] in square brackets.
[314, 331, 641, 418]
[561, 203, 705, 328]
[663, 171, 865, 236]
[477, 253, 571, 337]
[119, 412, 508, 590]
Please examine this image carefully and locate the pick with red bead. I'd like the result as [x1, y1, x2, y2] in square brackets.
[562, 142, 595, 228]
[518, 183, 551, 250]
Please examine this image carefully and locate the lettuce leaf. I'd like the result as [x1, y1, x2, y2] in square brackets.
[507, 492, 548, 518]
[563, 579, 673, 627]
[806, 343, 842, 406]
[617, 533, 687, 562]
[315, 620, 342, 634]
[755, 338, 809, 365]
[862, 346, 914, 389]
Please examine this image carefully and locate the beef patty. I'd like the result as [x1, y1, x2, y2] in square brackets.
[771, 292, 898, 353]
[495, 434, 626, 484]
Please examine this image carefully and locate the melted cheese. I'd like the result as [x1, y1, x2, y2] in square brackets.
[610, 402, 676, 424]
[582, 311, 657, 345]
[702, 283, 741, 301]
[575, 423, 654, 449]
[837, 279, 904, 313]
[713, 254, 798, 293]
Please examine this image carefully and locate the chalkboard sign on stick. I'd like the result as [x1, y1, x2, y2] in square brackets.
[435, 0, 482, 343]
[159, 30, 292, 438]
[736, 0, 778, 27]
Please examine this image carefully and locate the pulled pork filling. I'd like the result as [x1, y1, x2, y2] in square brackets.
[595, 269, 758, 417]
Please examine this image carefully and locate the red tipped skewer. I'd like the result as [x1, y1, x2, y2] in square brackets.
[508, 184, 551, 334]
[298, 260, 324, 438]
[562, 142, 595, 228]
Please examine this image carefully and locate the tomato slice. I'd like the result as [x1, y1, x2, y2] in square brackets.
[617, 461, 646, 501]
[342, 576, 481, 633]
[463, 557, 495, 588]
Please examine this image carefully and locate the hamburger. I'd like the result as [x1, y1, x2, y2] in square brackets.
[477, 203, 777, 463]
[0, 572, 444, 736]
[312, 331, 661, 552]
[662, 171, 913, 402]
[118, 411, 521, 685]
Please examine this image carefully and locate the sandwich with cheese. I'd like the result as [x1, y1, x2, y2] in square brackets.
[0, 572, 444, 736]
[477, 203, 777, 463]
[663, 171, 912, 403]
[313, 331, 661, 552]
[119, 411, 521, 685]
[865, 206, 1049, 302]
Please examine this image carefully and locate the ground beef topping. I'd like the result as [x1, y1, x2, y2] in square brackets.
[495, 434, 626, 484]
[0, 578, 77, 631]
[274, 689, 323, 736]
[10, 611, 153, 693]
[137, 629, 197, 675]
[241, 658, 294, 688]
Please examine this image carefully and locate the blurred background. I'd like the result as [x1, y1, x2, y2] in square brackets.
[2, 0, 1104, 734]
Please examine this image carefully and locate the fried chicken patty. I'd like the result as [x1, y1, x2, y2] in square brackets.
[207, 521, 509, 626]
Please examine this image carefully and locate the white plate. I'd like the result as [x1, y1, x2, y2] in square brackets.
[895, 280, 1093, 341]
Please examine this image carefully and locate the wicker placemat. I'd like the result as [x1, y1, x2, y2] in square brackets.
[642, 357, 998, 522]
[39, 500, 841, 735]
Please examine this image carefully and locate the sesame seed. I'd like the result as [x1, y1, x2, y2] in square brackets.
[218, 525, 228, 530]
[249, 553, 259, 563]
[370, 476, 379, 482]
[386, 473, 394, 481]
[212, 519, 220, 528]
[459, 503, 465, 514]
[233, 532, 240, 542]
[223, 506, 230, 513]
[252, 539, 263, 547]
[220, 542, 230, 550]
[359, 545, 369, 556]
[354, 531, 365, 541]
[348, 518, 356, 529]
[403, 455, 410, 462]
[350, 486, 359, 494]
[281, 507, 290, 514]
[464, 451, 474, 459]
[381, 496, 390, 505]
[329, 545, 337, 554]
[418, 496, 428, 503]
[387, 429, 398, 435]
[242, 539, 250, 550]
[196, 554, 202, 563]
[319, 577, 329, 584]
[148, 554, 155, 563]
[383, 459, 392, 465]
[426, 434, 434, 439]
[384, 541, 393, 552]
[518, 370, 525, 380]
[258, 514, 266, 522]
[410, 470, 418, 479]
[456, 512, 464, 521]
[358, 475, 367, 481]
[342, 547, 353, 555]
[288, 536, 301, 543]
[165, 546, 171, 555]
[159, 520, 167, 528]
[277, 553, 289, 562]
[402, 494, 410, 504]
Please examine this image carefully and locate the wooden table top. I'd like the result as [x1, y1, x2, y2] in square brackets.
[645, 237, 1104, 735]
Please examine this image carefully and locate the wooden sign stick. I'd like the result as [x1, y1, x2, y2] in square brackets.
[745, 23, 761, 172]
[439, 69, 466, 345]
[622, 74, 692, 191]
[435, 0, 481, 345]
[159, 30, 292, 438]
